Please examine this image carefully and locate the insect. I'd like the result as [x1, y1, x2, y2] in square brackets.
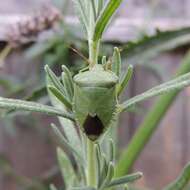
[46, 47, 133, 141]
[73, 64, 118, 140]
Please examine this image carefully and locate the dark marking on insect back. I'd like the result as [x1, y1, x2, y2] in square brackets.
[83, 115, 104, 141]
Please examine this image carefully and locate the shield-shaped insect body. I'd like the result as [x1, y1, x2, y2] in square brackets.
[73, 65, 119, 141]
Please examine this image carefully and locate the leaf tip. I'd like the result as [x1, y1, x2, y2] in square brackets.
[44, 64, 49, 72]
[128, 64, 134, 70]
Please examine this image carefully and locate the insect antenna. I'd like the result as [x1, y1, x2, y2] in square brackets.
[68, 45, 90, 65]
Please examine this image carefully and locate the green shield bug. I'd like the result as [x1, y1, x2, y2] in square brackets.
[73, 64, 119, 141]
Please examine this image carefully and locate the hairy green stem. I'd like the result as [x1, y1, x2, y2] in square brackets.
[87, 139, 97, 187]
[89, 39, 99, 68]
[86, 32, 98, 186]
[115, 50, 190, 177]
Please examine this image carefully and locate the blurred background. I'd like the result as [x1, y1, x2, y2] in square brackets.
[0, 0, 190, 189]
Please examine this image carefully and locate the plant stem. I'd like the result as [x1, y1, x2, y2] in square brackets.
[89, 39, 99, 68]
[87, 138, 97, 187]
[86, 20, 100, 184]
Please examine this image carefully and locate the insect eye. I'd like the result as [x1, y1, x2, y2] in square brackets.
[83, 114, 104, 141]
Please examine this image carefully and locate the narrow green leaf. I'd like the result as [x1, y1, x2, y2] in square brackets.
[45, 65, 66, 95]
[115, 51, 190, 177]
[26, 86, 47, 101]
[1, 85, 47, 116]
[106, 162, 115, 182]
[62, 73, 72, 102]
[102, 56, 107, 65]
[0, 97, 74, 120]
[48, 86, 72, 110]
[93, 0, 123, 42]
[108, 139, 115, 162]
[83, 0, 91, 22]
[97, 0, 104, 16]
[95, 144, 101, 185]
[99, 162, 114, 190]
[117, 65, 133, 96]
[57, 147, 76, 188]
[3, 87, 44, 116]
[90, 0, 97, 20]
[62, 65, 74, 100]
[108, 172, 143, 187]
[163, 162, 190, 190]
[96, 144, 106, 188]
[121, 72, 190, 112]
[58, 117, 82, 157]
[52, 124, 84, 166]
[62, 66, 74, 90]
[99, 154, 108, 187]
[47, 73, 82, 158]
[112, 47, 121, 77]
[72, 0, 89, 33]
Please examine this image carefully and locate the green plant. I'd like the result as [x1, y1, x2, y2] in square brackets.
[164, 162, 190, 190]
[1, 1, 190, 190]
[115, 50, 190, 178]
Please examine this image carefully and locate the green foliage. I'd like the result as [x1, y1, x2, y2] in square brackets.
[122, 27, 190, 66]
[112, 47, 122, 78]
[62, 65, 74, 101]
[120, 72, 190, 112]
[48, 85, 72, 110]
[25, 86, 47, 101]
[1, 0, 190, 190]
[163, 162, 190, 190]
[45, 65, 66, 95]
[107, 172, 143, 188]
[117, 65, 133, 96]
[46, 65, 83, 160]
[93, 0, 123, 42]
[72, 0, 89, 34]
[52, 124, 85, 166]
[0, 97, 74, 120]
[115, 51, 190, 177]
[73, 0, 123, 42]
[92, 140, 142, 190]
[57, 147, 76, 188]
[1, 48, 190, 189]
